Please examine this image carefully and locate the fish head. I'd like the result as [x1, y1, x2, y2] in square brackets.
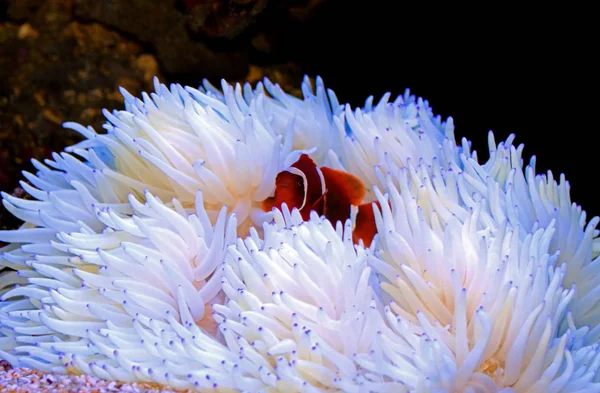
[261, 154, 326, 220]
[273, 169, 307, 212]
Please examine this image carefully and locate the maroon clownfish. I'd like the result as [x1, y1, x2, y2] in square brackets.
[261, 154, 379, 246]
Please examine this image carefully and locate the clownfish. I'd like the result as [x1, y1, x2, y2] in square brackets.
[261, 154, 379, 246]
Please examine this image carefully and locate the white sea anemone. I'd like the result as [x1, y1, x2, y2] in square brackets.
[1, 76, 599, 393]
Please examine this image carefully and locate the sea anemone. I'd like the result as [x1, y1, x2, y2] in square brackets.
[1, 76, 599, 392]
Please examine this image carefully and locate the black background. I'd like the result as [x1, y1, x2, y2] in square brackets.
[277, 2, 598, 220]
[1, 1, 597, 221]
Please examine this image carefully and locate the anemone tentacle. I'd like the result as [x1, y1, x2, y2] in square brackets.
[1, 77, 599, 393]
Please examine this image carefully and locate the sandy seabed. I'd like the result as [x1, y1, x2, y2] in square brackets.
[0, 361, 191, 393]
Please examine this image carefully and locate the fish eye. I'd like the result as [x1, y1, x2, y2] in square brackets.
[296, 179, 304, 188]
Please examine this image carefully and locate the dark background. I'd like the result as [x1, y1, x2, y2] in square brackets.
[288, 3, 597, 221]
[1, 0, 597, 228]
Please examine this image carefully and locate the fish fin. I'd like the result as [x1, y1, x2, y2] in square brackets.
[261, 197, 276, 212]
[352, 201, 380, 247]
[310, 190, 327, 210]
[321, 167, 366, 224]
